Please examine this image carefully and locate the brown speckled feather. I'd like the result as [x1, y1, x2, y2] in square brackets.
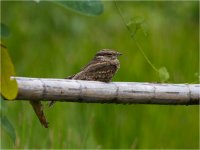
[49, 49, 121, 107]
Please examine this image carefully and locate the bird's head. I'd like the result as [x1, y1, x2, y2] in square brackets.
[95, 49, 122, 61]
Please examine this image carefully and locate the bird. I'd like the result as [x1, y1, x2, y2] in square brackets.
[30, 101, 49, 128]
[30, 49, 122, 128]
[49, 49, 122, 107]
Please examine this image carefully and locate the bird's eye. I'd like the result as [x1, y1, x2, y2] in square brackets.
[106, 53, 112, 56]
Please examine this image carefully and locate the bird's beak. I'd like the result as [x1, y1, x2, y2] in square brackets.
[118, 52, 122, 56]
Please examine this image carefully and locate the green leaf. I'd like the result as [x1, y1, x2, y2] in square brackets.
[0, 96, 15, 143]
[55, 0, 104, 16]
[127, 17, 144, 30]
[33, 0, 40, 3]
[0, 23, 10, 38]
[1, 115, 16, 143]
[0, 96, 7, 112]
[141, 22, 149, 37]
[158, 67, 170, 82]
[0, 44, 18, 100]
[127, 17, 149, 37]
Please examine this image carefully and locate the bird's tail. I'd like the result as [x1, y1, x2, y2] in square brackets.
[30, 101, 49, 128]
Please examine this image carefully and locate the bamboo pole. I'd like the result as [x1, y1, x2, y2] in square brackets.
[12, 77, 199, 105]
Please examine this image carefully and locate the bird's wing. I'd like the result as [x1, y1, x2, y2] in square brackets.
[73, 61, 117, 81]
[64, 59, 98, 79]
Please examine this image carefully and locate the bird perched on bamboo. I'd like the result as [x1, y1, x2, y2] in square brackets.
[32, 49, 122, 128]
[49, 49, 122, 107]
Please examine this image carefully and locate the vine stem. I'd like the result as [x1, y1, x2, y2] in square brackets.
[114, 1, 158, 72]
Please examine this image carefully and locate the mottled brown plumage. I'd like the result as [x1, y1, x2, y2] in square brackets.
[68, 49, 121, 81]
[49, 49, 122, 107]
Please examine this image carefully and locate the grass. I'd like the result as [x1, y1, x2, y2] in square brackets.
[1, 1, 199, 149]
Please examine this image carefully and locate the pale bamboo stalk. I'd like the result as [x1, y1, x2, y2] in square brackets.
[12, 77, 199, 105]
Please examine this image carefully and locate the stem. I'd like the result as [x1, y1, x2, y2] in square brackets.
[114, 1, 158, 72]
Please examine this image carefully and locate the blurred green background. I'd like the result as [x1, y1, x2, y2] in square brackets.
[1, 1, 199, 149]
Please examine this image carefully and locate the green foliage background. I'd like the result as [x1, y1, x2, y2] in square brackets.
[1, 1, 199, 149]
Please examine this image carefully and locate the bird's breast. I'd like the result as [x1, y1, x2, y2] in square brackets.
[111, 59, 120, 69]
